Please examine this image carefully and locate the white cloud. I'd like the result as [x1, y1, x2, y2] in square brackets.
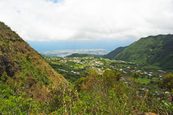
[0, 0, 173, 41]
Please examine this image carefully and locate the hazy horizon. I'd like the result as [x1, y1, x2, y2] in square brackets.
[28, 39, 135, 52]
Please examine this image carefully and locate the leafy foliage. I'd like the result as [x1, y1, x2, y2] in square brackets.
[160, 73, 173, 91]
[53, 70, 172, 114]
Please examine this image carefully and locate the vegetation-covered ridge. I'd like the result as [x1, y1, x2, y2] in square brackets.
[66, 53, 100, 58]
[105, 34, 173, 70]
[0, 22, 69, 114]
[104, 47, 126, 59]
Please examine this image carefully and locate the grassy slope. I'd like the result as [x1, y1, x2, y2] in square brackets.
[0, 22, 68, 102]
[109, 35, 173, 70]
[104, 47, 126, 59]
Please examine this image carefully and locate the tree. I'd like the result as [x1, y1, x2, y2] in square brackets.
[160, 73, 173, 91]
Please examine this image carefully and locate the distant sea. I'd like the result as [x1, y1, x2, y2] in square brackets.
[42, 49, 109, 57]
[27, 39, 134, 53]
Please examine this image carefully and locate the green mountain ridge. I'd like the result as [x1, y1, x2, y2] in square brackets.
[105, 34, 173, 70]
[66, 53, 101, 58]
[103, 47, 126, 59]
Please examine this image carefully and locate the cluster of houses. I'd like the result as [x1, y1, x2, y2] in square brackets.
[45, 57, 166, 79]
[45, 56, 173, 105]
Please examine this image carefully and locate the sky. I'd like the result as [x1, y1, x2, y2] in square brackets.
[0, 0, 173, 51]
[28, 39, 133, 52]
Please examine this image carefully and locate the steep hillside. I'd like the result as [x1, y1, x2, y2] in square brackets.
[0, 22, 68, 103]
[104, 47, 126, 59]
[106, 35, 173, 69]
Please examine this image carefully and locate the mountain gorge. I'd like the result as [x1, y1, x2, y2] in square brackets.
[105, 35, 173, 70]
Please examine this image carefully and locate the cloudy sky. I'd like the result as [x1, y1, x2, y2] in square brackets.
[0, 0, 173, 51]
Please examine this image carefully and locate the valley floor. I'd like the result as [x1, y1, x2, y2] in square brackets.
[44, 56, 173, 114]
